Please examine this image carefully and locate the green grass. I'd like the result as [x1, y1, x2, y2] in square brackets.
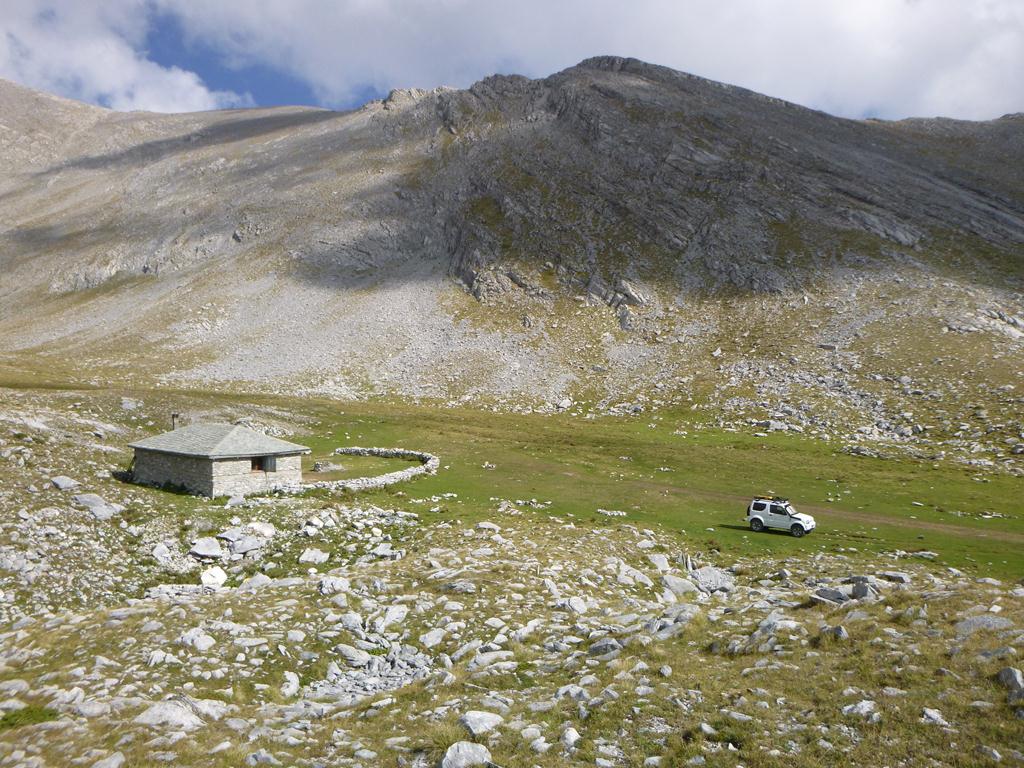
[0, 706, 59, 730]
[284, 396, 1024, 577]
[301, 451, 415, 481]
[1, 373, 1021, 577]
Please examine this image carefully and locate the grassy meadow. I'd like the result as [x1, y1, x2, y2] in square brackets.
[3, 362, 1018, 579]
[295, 395, 1024, 579]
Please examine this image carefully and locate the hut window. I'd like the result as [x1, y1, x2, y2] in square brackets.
[251, 457, 266, 472]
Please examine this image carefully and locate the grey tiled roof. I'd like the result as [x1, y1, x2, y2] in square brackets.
[129, 423, 310, 458]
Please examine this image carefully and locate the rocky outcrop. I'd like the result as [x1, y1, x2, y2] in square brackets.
[0, 58, 1021, 450]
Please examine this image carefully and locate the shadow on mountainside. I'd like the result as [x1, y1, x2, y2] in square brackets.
[29, 109, 346, 176]
[4, 58, 1024, 313]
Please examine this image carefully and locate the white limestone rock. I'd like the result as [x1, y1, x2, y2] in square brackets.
[72, 493, 123, 521]
[179, 627, 216, 653]
[441, 741, 492, 768]
[189, 537, 223, 560]
[420, 628, 446, 648]
[459, 710, 504, 736]
[299, 548, 329, 565]
[50, 476, 79, 491]
[280, 671, 300, 698]
[336, 643, 372, 668]
[91, 753, 126, 768]
[200, 566, 228, 588]
[662, 574, 698, 596]
[133, 700, 205, 731]
[842, 700, 880, 723]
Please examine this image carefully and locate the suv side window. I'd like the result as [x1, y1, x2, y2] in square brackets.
[770, 504, 787, 515]
[752, 502, 766, 512]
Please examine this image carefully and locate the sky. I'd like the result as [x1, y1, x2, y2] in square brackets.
[0, 0, 1022, 120]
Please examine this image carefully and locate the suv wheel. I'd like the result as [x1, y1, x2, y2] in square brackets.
[750, 519, 764, 532]
[790, 524, 805, 538]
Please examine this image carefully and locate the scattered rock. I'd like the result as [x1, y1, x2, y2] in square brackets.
[441, 741, 492, 768]
[814, 587, 850, 605]
[299, 548, 329, 565]
[690, 566, 734, 593]
[189, 537, 224, 560]
[133, 700, 205, 731]
[71, 493, 123, 521]
[828, 625, 850, 641]
[879, 571, 912, 584]
[50, 475, 79, 490]
[280, 671, 300, 698]
[200, 566, 228, 588]
[662, 573, 698, 596]
[921, 707, 950, 727]
[459, 710, 504, 736]
[842, 700, 880, 723]
[91, 753, 126, 768]
[956, 615, 1013, 638]
[336, 643, 372, 668]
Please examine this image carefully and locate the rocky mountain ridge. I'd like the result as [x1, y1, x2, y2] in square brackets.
[0, 57, 1022, 467]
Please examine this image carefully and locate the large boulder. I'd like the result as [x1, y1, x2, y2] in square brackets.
[647, 553, 670, 572]
[955, 615, 1013, 638]
[200, 566, 228, 589]
[662, 573, 698, 596]
[72, 493, 123, 521]
[237, 573, 272, 591]
[997, 667, 1023, 692]
[690, 566, 734, 593]
[50, 475, 79, 490]
[318, 576, 350, 595]
[587, 637, 623, 657]
[459, 710, 504, 737]
[228, 535, 265, 556]
[189, 537, 223, 560]
[335, 643, 371, 668]
[299, 548, 329, 565]
[133, 700, 204, 731]
[441, 741, 492, 768]
[814, 587, 850, 605]
[998, 667, 1024, 702]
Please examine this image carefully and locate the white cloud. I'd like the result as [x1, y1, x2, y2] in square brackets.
[2, 0, 1022, 119]
[149, 0, 1024, 119]
[0, 0, 250, 112]
[154, 0, 1024, 119]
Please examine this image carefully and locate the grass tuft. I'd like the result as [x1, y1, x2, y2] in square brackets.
[0, 706, 60, 730]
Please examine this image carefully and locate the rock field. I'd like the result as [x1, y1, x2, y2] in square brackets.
[0, 389, 1022, 767]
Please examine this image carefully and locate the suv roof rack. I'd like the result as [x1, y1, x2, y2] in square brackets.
[756, 495, 789, 502]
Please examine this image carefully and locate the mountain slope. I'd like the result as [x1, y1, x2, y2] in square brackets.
[0, 58, 1022, 467]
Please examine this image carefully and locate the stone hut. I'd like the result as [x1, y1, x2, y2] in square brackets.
[129, 423, 310, 497]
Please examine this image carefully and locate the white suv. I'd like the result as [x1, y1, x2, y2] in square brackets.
[745, 497, 816, 537]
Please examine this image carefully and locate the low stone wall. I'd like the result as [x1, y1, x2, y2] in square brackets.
[302, 447, 440, 493]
